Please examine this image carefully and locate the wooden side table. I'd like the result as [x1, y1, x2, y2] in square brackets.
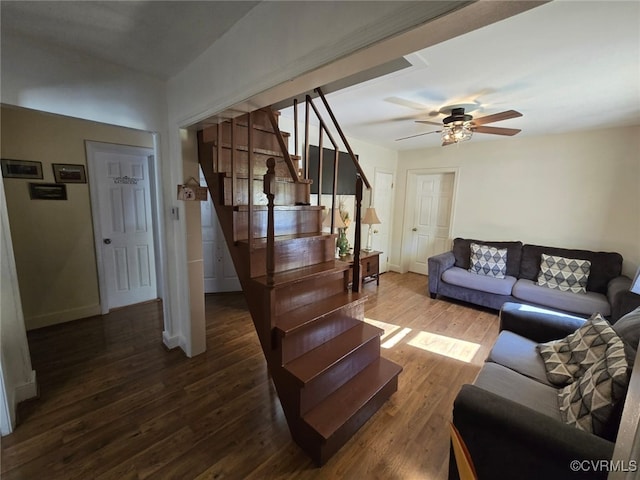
[339, 250, 382, 286]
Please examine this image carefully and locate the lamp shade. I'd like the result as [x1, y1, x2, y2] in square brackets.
[362, 207, 381, 225]
[323, 208, 346, 229]
[631, 266, 640, 295]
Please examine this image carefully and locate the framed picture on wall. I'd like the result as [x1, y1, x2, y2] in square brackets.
[52, 163, 86, 183]
[1, 159, 43, 179]
[29, 183, 67, 200]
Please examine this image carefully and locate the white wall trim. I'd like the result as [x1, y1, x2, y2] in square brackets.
[14, 370, 37, 405]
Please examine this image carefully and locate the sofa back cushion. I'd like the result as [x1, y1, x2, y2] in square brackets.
[520, 245, 622, 294]
[453, 238, 523, 277]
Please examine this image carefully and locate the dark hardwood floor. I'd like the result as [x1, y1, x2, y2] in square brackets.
[1, 272, 499, 479]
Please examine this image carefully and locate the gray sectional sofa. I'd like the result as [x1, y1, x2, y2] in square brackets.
[428, 238, 633, 320]
[450, 302, 640, 480]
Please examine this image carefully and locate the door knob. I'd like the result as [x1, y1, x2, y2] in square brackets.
[412, 227, 417, 232]
[103, 239, 111, 245]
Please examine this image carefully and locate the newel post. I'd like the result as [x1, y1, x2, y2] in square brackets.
[352, 175, 363, 292]
[264, 157, 276, 286]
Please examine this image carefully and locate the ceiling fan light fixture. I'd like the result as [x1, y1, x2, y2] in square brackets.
[441, 123, 473, 144]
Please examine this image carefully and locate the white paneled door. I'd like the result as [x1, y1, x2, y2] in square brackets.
[406, 172, 454, 275]
[200, 167, 240, 293]
[87, 142, 157, 312]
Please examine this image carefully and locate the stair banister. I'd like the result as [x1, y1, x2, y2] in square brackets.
[264, 157, 276, 286]
[352, 175, 363, 292]
[247, 112, 254, 248]
[304, 99, 310, 178]
[231, 117, 237, 206]
[263, 108, 301, 183]
[331, 147, 339, 234]
[315, 87, 371, 189]
[317, 128, 324, 208]
[293, 99, 299, 157]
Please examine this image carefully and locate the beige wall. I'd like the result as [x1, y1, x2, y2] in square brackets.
[1, 106, 154, 330]
[392, 126, 640, 277]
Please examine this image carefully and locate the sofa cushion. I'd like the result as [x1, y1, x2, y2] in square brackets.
[512, 279, 611, 317]
[442, 267, 517, 296]
[537, 313, 619, 386]
[520, 244, 623, 294]
[453, 238, 523, 277]
[558, 336, 629, 437]
[487, 331, 552, 385]
[474, 362, 561, 421]
[612, 306, 640, 365]
[469, 243, 508, 278]
[537, 253, 591, 294]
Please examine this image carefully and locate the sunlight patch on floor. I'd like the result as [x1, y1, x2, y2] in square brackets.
[364, 317, 401, 341]
[408, 331, 480, 363]
[365, 317, 480, 363]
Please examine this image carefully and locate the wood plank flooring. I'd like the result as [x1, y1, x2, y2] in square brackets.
[1, 272, 499, 479]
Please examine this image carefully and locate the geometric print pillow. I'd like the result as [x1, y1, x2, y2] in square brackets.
[469, 243, 507, 279]
[537, 313, 619, 386]
[557, 335, 630, 437]
[537, 253, 591, 294]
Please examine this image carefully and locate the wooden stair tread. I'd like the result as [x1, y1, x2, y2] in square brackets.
[253, 261, 348, 287]
[233, 205, 322, 213]
[303, 357, 402, 440]
[239, 232, 335, 248]
[285, 322, 383, 386]
[275, 291, 366, 336]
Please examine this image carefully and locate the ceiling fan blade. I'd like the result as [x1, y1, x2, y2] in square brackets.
[472, 110, 522, 126]
[473, 125, 521, 136]
[415, 120, 442, 126]
[395, 130, 441, 141]
[385, 96, 430, 111]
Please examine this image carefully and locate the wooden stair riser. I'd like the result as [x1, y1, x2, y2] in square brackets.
[203, 121, 289, 154]
[249, 237, 336, 277]
[298, 335, 381, 415]
[201, 109, 280, 143]
[278, 308, 364, 364]
[223, 177, 308, 207]
[273, 271, 348, 318]
[216, 149, 299, 178]
[314, 373, 399, 465]
[234, 209, 322, 241]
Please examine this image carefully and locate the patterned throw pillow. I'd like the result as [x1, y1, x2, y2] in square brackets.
[537, 313, 619, 386]
[558, 336, 630, 436]
[468, 243, 507, 279]
[537, 253, 591, 294]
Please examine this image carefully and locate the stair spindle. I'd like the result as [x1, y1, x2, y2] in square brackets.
[352, 176, 363, 292]
[247, 112, 253, 248]
[264, 157, 276, 286]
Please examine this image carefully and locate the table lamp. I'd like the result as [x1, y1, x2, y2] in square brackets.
[361, 207, 381, 252]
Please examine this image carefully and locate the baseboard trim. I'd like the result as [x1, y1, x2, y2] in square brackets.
[14, 370, 38, 404]
[26, 305, 101, 330]
[162, 331, 181, 350]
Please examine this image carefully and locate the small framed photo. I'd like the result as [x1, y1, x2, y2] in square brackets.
[29, 183, 67, 200]
[1, 159, 43, 179]
[52, 163, 86, 183]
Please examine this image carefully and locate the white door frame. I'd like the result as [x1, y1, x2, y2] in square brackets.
[86, 141, 162, 314]
[400, 167, 459, 273]
[372, 167, 395, 272]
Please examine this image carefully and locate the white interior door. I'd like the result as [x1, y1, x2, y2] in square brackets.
[200, 167, 240, 293]
[406, 172, 454, 275]
[87, 142, 157, 311]
[372, 170, 394, 273]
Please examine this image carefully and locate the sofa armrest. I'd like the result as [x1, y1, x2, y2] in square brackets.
[452, 384, 614, 480]
[499, 302, 586, 342]
[428, 251, 455, 297]
[608, 275, 640, 322]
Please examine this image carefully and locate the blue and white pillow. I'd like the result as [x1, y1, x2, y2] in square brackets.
[538, 254, 591, 294]
[469, 243, 507, 279]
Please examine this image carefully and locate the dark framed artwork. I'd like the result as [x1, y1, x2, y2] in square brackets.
[1, 159, 43, 179]
[29, 183, 67, 200]
[52, 163, 87, 183]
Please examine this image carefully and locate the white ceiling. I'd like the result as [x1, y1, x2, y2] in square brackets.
[2, 1, 639, 151]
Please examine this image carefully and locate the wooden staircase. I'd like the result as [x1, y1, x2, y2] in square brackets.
[197, 101, 402, 466]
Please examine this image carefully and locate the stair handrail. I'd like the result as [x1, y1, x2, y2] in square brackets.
[314, 87, 371, 189]
[262, 108, 302, 183]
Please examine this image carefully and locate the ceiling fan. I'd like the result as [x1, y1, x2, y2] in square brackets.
[396, 106, 523, 146]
